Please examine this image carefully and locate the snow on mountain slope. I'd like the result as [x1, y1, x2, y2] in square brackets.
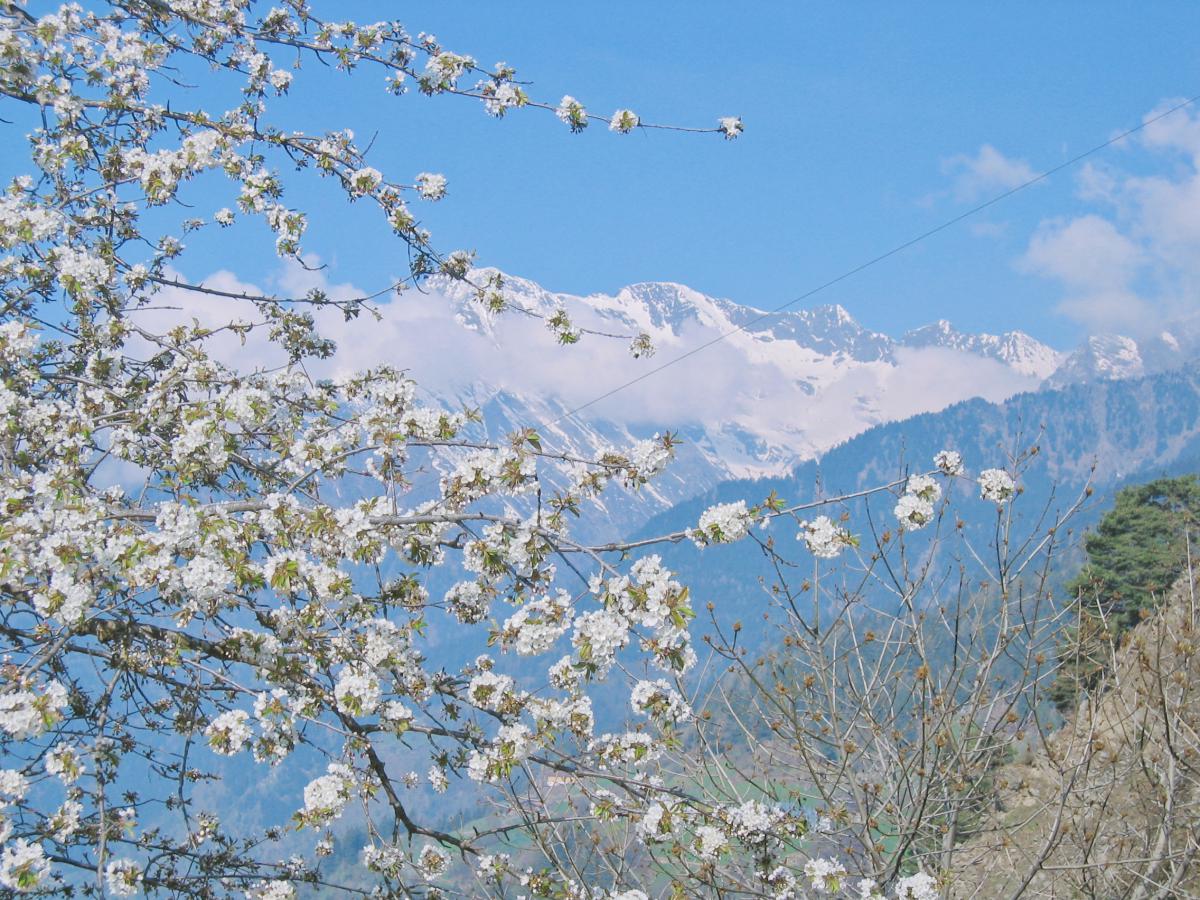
[1041, 316, 1200, 390]
[1044, 334, 1144, 387]
[429, 268, 1056, 397]
[901, 320, 1062, 378]
[400, 270, 1073, 537]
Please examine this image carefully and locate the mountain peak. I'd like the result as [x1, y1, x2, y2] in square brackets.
[1043, 333, 1144, 389]
[806, 302, 858, 327]
[900, 320, 1061, 379]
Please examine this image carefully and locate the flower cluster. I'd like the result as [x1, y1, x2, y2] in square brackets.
[497, 590, 573, 655]
[799, 515, 856, 558]
[718, 116, 745, 139]
[334, 666, 382, 716]
[205, 709, 252, 756]
[104, 859, 144, 897]
[0, 682, 68, 740]
[581, 555, 696, 676]
[466, 722, 534, 782]
[934, 449, 964, 476]
[894, 473, 941, 530]
[893, 872, 939, 900]
[979, 468, 1016, 503]
[556, 95, 589, 132]
[629, 679, 691, 722]
[415, 171, 447, 200]
[804, 857, 848, 893]
[0, 840, 51, 893]
[302, 764, 355, 824]
[693, 499, 754, 547]
[610, 109, 640, 133]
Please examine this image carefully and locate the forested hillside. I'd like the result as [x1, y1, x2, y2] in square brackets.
[635, 362, 1200, 627]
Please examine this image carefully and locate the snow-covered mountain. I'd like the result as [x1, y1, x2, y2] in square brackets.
[1043, 320, 1200, 389]
[437, 270, 1061, 380]
[399, 271, 1058, 535]
[901, 320, 1061, 378]
[397, 269, 1199, 538]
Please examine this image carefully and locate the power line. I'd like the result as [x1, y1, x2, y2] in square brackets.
[544, 93, 1200, 429]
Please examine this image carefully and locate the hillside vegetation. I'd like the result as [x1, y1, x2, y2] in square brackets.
[1052, 475, 1200, 708]
[952, 568, 1200, 897]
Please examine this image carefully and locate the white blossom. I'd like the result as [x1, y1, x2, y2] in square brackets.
[0, 840, 50, 892]
[804, 857, 847, 893]
[571, 610, 629, 676]
[362, 843, 406, 877]
[416, 844, 449, 880]
[481, 80, 522, 116]
[590, 732, 660, 768]
[334, 666, 381, 716]
[894, 493, 934, 530]
[609, 109, 639, 133]
[548, 656, 583, 692]
[476, 852, 510, 879]
[205, 709, 252, 756]
[934, 449, 964, 476]
[467, 722, 533, 782]
[48, 800, 82, 840]
[905, 474, 941, 503]
[348, 167, 383, 196]
[424, 52, 474, 90]
[694, 824, 727, 860]
[693, 499, 752, 547]
[246, 882, 295, 900]
[104, 859, 143, 896]
[466, 671, 519, 712]
[725, 798, 794, 845]
[302, 763, 354, 823]
[636, 800, 677, 843]
[555, 95, 588, 132]
[718, 116, 744, 139]
[630, 679, 690, 721]
[0, 770, 28, 803]
[52, 245, 109, 297]
[800, 515, 854, 558]
[500, 590, 572, 655]
[415, 172, 447, 200]
[894, 872, 939, 900]
[979, 468, 1016, 503]
[380, 701, 414, 732]
[427, 766, 449, 793]
[0, 682, 67, 740]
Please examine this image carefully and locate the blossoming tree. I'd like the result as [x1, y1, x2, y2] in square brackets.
[0, 2, 1119, 899]
[0, 1, 766, 894]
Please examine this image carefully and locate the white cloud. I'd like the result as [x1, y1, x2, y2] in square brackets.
[1022, 214, 1142, 290]
[1017, 103, 1200, 335]
[784, 348, 1037, 449]
[1137, 98, 1200, 158]
[943, 144, 1038, 202]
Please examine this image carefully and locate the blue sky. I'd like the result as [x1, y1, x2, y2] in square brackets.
[324, 1, 1200, 349]
[10, 2, 1200, 350]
